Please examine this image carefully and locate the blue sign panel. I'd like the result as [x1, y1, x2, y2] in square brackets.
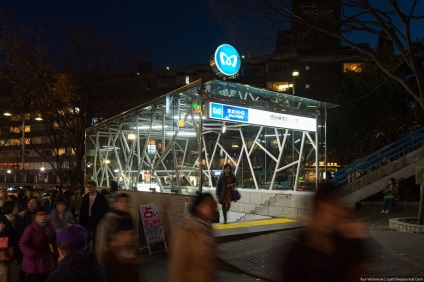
[210, 44, 241, 77]
[222, 105, 248, 122]
[210, 103, 248, 122]
[210, 103, 224, 119]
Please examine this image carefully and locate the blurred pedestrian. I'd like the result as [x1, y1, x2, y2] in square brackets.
[46, 225, 105, 282]
[96, 193, 134, 263]
[22, 190, 32, 212]
[381, 178, 399, 214]
[216, 164, 237, 223]
[19, 206, 58, 282]
[19, 197, 40, 229]
[282, 182, 369, 282]
[169, 193, 217, 282]
[106, 181, 119, 209]
[48, 198, 74, 233]
[79, 180, 109, 251]
[102, 216, 139, 282]
[0, 201, 24, 282]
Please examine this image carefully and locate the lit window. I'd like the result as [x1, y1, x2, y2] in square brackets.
[267, 82, 291, 92]
[185, 76, 190, 84]
[343, 63, 362, 73]
[305, 66, 310, 70]
[305, 84, 310, 89]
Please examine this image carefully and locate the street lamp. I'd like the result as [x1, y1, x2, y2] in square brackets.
[6, 170, 11, 187]
[40, 167, 45, 189]
[3, 112, 42, 184]
[292, 71, 299, 96]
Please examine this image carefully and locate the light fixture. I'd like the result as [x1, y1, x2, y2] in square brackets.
[35, 116, 43, 121]
[231, 144, 239, 148]
[114, 169, 119, 173]
[3, 112, 12, 116]
[222, 123, 226, 133]
[6, 170, 11, 174]
[133, 125, 168, 129]
[104, 160, 111, 164]
[128, 133, 136, 140]
[292, 71, 300, 77]
[40, 167, 45, 172]
[166, 132, 197, 137]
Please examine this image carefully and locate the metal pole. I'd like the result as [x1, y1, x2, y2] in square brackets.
[418, 183, 424, 225]
[198, 89, 203, 194]
[21, 118, 25, 184]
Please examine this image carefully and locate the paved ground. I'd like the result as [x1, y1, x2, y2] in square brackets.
[141, 210, 424, 281]
[217, 210, 424, 281]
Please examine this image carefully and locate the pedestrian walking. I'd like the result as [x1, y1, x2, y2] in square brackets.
[78, 180, 109, 251]
[19, 197, 40, 229]
[282, 181, 369, 282]
[216, 164, 237, 223]
[102, 216, 139, 282]
[0, 201, 24, 282]
[96, 193, 134, 263]
[381, 178, 399, 213]
[169, 193, 217, 282]
[46, 225, 105, 282]
[48, 198, 74, 233]
[19, 206, 58, 282]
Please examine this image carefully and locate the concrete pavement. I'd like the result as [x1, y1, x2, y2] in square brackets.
[140, 210, 424, 281]
[217, 210, 424, 281]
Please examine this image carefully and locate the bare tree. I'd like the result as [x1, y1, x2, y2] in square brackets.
[209, 0, 424, 108]
[0, 13, 144, 186]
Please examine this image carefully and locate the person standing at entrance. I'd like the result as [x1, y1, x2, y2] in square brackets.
[381, 178, 399, 214]
[79, 181, 109, 251]
[216, 164, 237, 224]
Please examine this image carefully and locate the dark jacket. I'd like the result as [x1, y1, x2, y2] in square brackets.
[79, 191, 109, 230]
[103, 250, 139, 282]
[215, 171, 237, 203]
[46, 253, 105, 282]
[0, 214, 24, 260]
[18, 221, 58, 274]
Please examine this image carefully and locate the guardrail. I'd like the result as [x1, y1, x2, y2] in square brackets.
[333, 127, 424, 191]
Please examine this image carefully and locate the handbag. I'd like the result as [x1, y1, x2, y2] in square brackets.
[0, 237, 8, 249]
[231, 188, 241, 202]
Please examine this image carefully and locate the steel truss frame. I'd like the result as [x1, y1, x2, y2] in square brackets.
[86, 80, 327, 193]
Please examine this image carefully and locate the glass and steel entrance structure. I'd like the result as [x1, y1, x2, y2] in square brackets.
[85, 79, 337, 194]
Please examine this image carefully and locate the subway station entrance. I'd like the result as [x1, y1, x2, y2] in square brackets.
[85, 79, 337, 194]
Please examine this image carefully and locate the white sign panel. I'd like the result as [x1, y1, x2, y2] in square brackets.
[208, 102, 317, 132]
[139, 204, 167, 255]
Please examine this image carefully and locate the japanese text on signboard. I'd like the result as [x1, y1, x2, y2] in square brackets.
[140, 204, 165, 245]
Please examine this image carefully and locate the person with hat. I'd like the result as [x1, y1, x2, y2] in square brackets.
[18, 206, 58, 282]
[78, 180, 109, 251]
[46, 225, 105, 282]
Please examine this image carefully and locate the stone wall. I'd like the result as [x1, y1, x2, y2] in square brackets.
[113, 190, 196, 238]
[203, 188, 315, 221]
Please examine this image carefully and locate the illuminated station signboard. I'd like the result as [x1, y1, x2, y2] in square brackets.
[208, 102, 317, 132]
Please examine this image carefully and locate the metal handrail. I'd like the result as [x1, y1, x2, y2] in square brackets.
[333, 127, 424, 189]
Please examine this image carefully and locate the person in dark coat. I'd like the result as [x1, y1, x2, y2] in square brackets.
[0, 201, 24, 282]
[215, 164, 237, 223]
[19, 196, 40, 229]
[102, 216, 139, 282]
[281, 182, 369, 282]
[78, 180, 109, 251]
[46, 224, 105, 282]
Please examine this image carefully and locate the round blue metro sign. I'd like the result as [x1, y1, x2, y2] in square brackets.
[210, 44, 241, 77]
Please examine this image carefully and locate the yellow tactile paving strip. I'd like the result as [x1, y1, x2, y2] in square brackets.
[212, 218, 297, 230]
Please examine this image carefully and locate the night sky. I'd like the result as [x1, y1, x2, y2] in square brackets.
[2, 0, 231, 70]
[2, 0, 424, 70]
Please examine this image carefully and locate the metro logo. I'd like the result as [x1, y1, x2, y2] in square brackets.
[210, 44, 241, 77]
